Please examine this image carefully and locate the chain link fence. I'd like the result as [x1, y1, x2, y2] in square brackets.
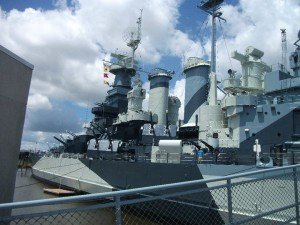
[1, 165, 299, 225]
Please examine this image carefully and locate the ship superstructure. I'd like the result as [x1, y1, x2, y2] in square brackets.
[31, 2, 300, 224]
[35, 1, 300, 168]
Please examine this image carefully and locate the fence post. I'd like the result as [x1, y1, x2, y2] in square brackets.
[293, 167, 299, 225]
[227, 179, 233, 225]
[114, 195, 122, 225]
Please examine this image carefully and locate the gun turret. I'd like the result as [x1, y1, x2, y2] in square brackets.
[54, 136, 67, 146]
[66, 130, 76, 137]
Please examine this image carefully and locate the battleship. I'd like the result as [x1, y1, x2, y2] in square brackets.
[31, 0, 300, 224]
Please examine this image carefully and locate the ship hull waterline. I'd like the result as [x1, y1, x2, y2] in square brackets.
[31, 157, 297, 224]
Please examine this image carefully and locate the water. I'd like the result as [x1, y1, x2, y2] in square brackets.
[12, 169, 159, 225]
[12, 169, 115, 224]
[14, 169, 56, 202]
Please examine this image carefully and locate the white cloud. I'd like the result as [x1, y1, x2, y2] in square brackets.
[208, 0, 300, 79]
[0, 0, 200, 114]
[21, 132, 65, 151]
[53, 0, 68, 9]
[169, 78, 185, 120]
[142, 81, 150, 111]
[28, 94, 52, 110]
[1, 0, 298, 145]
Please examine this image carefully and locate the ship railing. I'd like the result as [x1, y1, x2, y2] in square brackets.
[60, 153, 85, 159]
[261, 152, 300, 166]
[271, 63, 286, 72]
[1, 164, 299, 225]
[155, 153, 179, 164]
[44, 150, 300, 166]
[190, 150, 300, 166]
[136, 154, 151, 162]
[85, 152, 152, 163]
[257, 94, 300, 105]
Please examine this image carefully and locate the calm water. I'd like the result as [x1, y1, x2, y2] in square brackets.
[14, 169, 57, 202]
[12, 169, 159, 225]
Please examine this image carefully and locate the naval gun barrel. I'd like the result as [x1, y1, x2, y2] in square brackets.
[90, 123, 103, 133]
[54, 136, 67, 146]
[66, 130, 76, 137]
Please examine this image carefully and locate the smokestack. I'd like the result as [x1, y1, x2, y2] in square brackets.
[148, 68, 173, 125]
[168, 96, 181, 125]
[183, 57, 210, 123]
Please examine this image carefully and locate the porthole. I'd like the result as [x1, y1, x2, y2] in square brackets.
[264, 112, 268, 115]
[277, 133, 281, 137]
[277, 112, 281, 115]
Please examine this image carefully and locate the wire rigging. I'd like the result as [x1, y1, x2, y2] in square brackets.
[199, 19, 209, 57]
[218, 18, 233, 70]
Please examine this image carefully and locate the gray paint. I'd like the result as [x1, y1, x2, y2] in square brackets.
[184, 85, 208, 123]
[111, 68, 135, 87]
[183, 65, 209, 123]
[0, 46, 33, 210]
[102, 68, 134, 114]
[150, 81, 169, 89]
[238, 104, 300, 155]
[148, 72, 172, 125]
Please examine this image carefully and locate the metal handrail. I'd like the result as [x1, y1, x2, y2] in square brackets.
[1, 164, 299, 210]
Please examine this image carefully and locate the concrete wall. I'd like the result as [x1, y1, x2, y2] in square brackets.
[0, 45, 33, 208]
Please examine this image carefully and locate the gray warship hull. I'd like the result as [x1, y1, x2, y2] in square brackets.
[31, 156, 297, 224]
[31, 1, 300, 223]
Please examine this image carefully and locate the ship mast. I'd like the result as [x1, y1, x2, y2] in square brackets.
[198, 0, 225, 73]
[198, 0, 225, 105]
[126, 9, 143, 69]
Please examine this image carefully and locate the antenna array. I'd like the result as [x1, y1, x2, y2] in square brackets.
[124, 9, 143, 68]
[281, 29, 287, 72]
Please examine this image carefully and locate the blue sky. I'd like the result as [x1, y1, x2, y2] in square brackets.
[0, 0, 299, 149]
[0, 0, 54, 11]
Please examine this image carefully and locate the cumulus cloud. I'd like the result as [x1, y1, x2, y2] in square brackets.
[169, 0, 300, 121]
[1, 0, 299, 145]
[169, 78, 185, 119]
[206, 0, 300, 79]
[0, 0, 204, 144]
[25, 106, 82, 133]
[142, 81, 150, 111]
[28, 94, 52, 110]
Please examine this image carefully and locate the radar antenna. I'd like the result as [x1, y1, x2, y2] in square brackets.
[280, 29, 287, 72]
[123, 9, 143, 69]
